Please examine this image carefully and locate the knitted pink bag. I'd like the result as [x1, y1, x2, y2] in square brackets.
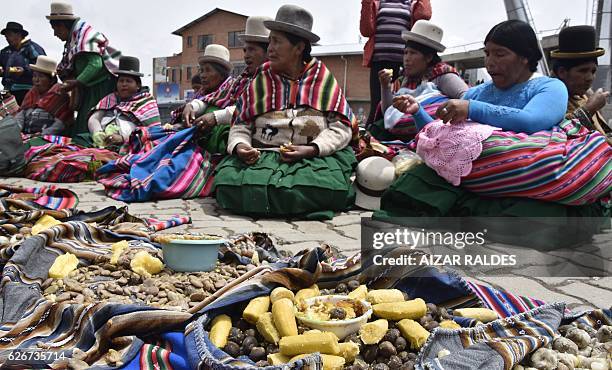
[416, 120, 498, 186]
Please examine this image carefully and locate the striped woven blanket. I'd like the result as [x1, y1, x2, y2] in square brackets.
[94, 91, 161, 127]
[24, 139, 120, 183]
[459, 119, 612, 205]
[57, 19, 121, 77]
[96, 126, 216, 202]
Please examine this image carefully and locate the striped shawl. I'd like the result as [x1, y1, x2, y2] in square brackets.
[19, 84, 73, 124]
[234, 59, 358, 137]
[94, 91, 161, 127]
[57, 19, 121, 77]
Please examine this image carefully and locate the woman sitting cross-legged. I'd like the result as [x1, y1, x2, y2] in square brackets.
[15, 56, 73, 135]
[88, 56, 160, 151]
[212, 5, 358, 219]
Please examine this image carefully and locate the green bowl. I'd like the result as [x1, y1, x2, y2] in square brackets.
[161, 238, 225, 272]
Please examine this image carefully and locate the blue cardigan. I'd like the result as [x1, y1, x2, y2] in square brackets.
[413, 76, 568, 134]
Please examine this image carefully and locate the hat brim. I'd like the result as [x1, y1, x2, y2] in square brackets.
[198, 56, 233, 72]
[550, 48, 605, 59]
[238, 34, 269, 43]
[1, 28, 28, 37]
[30, 64, 56, 76]
[115, 70, 144, 78]
[46, 15, 78, 20]
[263, 20, 320, 43]
[354, 183, 382, 211]
[402, 32, 445, 53]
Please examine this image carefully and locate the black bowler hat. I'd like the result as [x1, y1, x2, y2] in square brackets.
[1, 22, 29, 37]
[551, 25, 605, 59]
[114, 56, 143, 77]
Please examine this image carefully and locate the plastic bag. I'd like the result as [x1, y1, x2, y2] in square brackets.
[391, 150, 423, 177]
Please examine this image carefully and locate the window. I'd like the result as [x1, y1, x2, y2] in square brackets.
[198, 35, 213, 51]
[179, 68, 182, 83]
[187, 36, 193, 48]
[231, 62, 246, 77]
[228, 31, 245, 48]
[187, 67, 192, 80]
[171, 69, 176, 83]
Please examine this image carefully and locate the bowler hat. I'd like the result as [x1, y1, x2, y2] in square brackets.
[264, 4, 320, 43]
[29, 56, 58, 76]
[198, 44, 233, 72]
[238, 16, 273, 43]
[46, 1, 78, 21]
[550, 25, 605, 59]
[114, 56, 143, 77]
[354, 157, 396, 211]
[402, 20, 446, 53]
[1, 22, 28, 37]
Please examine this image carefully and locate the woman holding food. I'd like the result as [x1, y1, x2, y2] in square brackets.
[213, 5, 358, 219]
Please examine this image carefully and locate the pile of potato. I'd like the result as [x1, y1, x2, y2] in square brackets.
[205, 282, 500, 370]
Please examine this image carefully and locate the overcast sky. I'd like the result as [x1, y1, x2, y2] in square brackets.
[2, 0, 598, 87]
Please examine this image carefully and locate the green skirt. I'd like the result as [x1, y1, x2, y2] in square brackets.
[213, 148, 357, 219]
[65, 77, 116, 139]
[198, 106, 229, 154]
[374, 164, 610, 248]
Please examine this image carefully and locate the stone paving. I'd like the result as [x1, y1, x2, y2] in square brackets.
[2, 177, 610, 312]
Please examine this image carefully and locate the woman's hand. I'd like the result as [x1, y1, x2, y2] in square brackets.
[60, 79, 80, 93]
[378, 68, 393, 89]
[193, 112, 216, 130]
[583, 88, 610, 116]
[182, 104, 196, 126]
[104, 133, 124, 147]
[436, 99, 470, 124]
[235, 143, 260, 165]
[279, 144, 319, 163]
[392, 94, 420, 114]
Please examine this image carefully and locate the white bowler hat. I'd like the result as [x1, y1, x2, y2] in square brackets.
[354, 157, 396, 211]
[30, 56, 58, 76]
[239, 16, 273, 43]
[264, 4, 320, 43]
[402, 20, 446, 52]
[198, 44, 233, 72]
[46, 1, 78, 21]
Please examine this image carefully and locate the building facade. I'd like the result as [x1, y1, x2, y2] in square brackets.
[154, 8, 248, 100]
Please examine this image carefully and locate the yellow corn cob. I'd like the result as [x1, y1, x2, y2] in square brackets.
[359, 319, 389, 344]
[304, 330, 323, 335]
[366, 289, 405, 304]
[48, 253, 79, 279]
[397, 319, 430, 350]
[337, 342, 360, 363]
[267, 353, 291, 365]
[272, 298, 298, 337]
[271, 287, 295, 303]
[209, 314, 232, 348]
[295, 284, 320, 303]
[452, 308, 498, 323]
[373, 298, 427, 320]
[439, 320, 461, 330]
[347, 285, 368, 300]
[279, 332, 340, 356]
[290, 354, 346, 370]
[243, 296, 270, 324]
[256, 312, 281, 344]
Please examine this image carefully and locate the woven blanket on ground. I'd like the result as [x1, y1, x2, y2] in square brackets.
[456, 119, 612, 205]
[24, 138, 120, 182]
[0, 184, 78, 212]
[57, 19, 121, 77]
[94, 91, 161, 127]
[96, 126, 216, 202]
[19, 83, 73, 124]
[185, 247, 479, 369]
[234, 59, 359, 139]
